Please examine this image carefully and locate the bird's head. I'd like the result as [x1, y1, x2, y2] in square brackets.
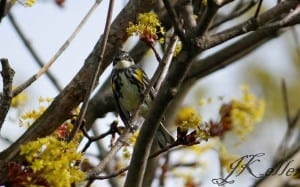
[113, 51, 135, 69]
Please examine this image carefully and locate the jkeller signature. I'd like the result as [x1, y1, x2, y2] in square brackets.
[212, 153, 299, 186]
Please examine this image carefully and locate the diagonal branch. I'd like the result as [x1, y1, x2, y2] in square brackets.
[210, 0, 257, 29]
[12, 0, 102, 97]
[196, 0, 299, 50]
[261, 4, 300, 29]
[8, 13, 62, 92]
[186, 28, 281, 81]
[162, 0, 186, 42]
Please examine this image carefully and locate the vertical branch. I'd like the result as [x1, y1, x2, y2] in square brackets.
[162, 0, 186, 42]
[0, 0, 6, 22]
[282, 79, 291, 126]
[254, 0, 264, 18]
[0, 58, 15, 130]
[67, 0, 115, 142]
[274, 80, 298, 163]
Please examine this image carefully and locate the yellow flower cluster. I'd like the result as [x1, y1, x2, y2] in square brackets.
[176, 107, 202, 131]
[10, 0, 36, 7]
[20, 136, 85, 186]
[230, 85, 265, 141]
[127, 11, 165, 44]
[122, 147, 131, 160]
[198, 97, 214, 106]
[20, 97, 52, 127]
[129, 130, 139, 145]
[11, 91, 28, 108]
[174, 41, 182, 57]
[20, 106, 46, 127]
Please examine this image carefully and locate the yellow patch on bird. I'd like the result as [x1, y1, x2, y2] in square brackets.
[135, 69, 144, 84]
[111, 82, 116, 91]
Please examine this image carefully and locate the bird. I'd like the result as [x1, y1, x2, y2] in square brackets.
[111, 50, 174, 148]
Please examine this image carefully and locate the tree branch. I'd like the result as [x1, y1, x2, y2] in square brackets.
[8, 13, 62, 92]
[186, 28, 280, 81]
[196, 0, 299, 50]
[162, 0, 186, 42]
[210, 0, 257, 29]
[0, 58, 14, 130]
[67, 0, 115, 142]
[12, 0, 101, 97]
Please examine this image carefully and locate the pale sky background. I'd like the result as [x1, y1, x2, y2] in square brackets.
[0, 0, 299, 187]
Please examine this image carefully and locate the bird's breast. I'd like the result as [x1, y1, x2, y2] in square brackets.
[118, 72, 141, 112]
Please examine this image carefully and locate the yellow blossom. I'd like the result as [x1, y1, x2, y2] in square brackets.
[129, 130, 139, 145]
[20, 97, 52, 127]
[20, 136, 85, 186]
[198, 97, 214, 106]
[38, 96, 53, 103]
[174, 41, 182, 56]
[20, 106, 47, 127]
[11, 91, 28, 107]
[199, 98, 208, 106]
[176, 106, 202, 131]
[122, 147, 131, 160]
[230, 85, 265, 142]
[127, 11, 165, 45]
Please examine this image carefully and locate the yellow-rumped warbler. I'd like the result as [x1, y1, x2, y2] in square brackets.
[111, 50, 174, 147]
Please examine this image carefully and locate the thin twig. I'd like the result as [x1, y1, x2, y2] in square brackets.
[159, 153, 169, 186]
[86, 128, 132, 178]
[149, 44, 162, 63]
[155, 35, 178, 90]
[210, 0, 257, 29]
[0, 58, 15, 130]
[273, 80, 293, 163]
[90, 166, 129, 180]
[67, 0, 115, 142]
[196, 1, 298, 51]
[90, 124, 119, 187]
[170, 162, 199, 169]
[282, 79, 292, 126]
[89, 139, 199, 180]
[194, 0, 220, 38]
[81, 128, 112, 153]
[254, 0, 263, 18]
[162, 0, 186, 42]
[8, 13, 62, 92]
[261, 5, 300, 29]
[81, 121, 120, 153]
[12, 1, 102, 97]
